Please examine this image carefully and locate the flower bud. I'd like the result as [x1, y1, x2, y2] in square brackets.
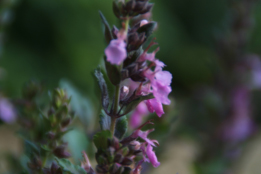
[96, 165, 108, 173]
[114, 153, 124, 163]
[81, 151, 93, 173]
[109, 163, 120, 174]
[120, 86, 129, 100]
[53, 145, 71, 158]
[130, 140, 141, 150]
[120, 157, 133, 166]
[140, 20, 149, 27]
[61, 118, 71, 128]
[51, 162, 59, 173]
[47, 131, 55, 140]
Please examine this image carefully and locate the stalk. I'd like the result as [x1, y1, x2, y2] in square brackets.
[110, 18, 129, 136]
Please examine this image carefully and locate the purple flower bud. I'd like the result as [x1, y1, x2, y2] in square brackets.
[0, 97, 16, 123]
[81, 151, 93, 173]
[105, 30, 127, 65]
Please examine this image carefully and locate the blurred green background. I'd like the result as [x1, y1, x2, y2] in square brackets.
[1, 0, 261, 173]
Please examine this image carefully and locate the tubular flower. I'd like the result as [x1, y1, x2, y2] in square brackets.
[146, 144, 160, 168]
[105, 30, 127, 65]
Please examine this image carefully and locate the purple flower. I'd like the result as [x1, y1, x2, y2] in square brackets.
[130, 102, 149, 128]
[138, 47, 172, 116]
[0, 98, 16, 123]
[220, 87, 254, 143]
[105, 30, 127, 65]
[146, 144, 160, 168]
[145, 98, 164, 117]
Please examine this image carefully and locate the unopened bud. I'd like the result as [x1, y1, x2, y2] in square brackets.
[61, 118, 71, 128]
[140, 20, 149, 27]
[81, 151, 93, 173]
[114, 153, 124, 163]
[130, 140, 141, 150]
[120, 157, 133, 166]
[51, 162, 59, 173]
[53, 145, 71, 158]
[47, 132, 55, 140]
[120, 86, 129, 100]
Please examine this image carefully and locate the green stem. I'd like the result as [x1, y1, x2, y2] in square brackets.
[110, 65, 122, 136]
[110, 18, 129, 136]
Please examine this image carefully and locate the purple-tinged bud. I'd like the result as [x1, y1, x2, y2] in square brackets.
[48, 107, 55, 116]
[114, 153, 124, 163]
[61, 118, 71, 128]
[96, 165, 108, 173]
[120, 86, 129, 100]
[81, 151, 94, 173]
[109, 163, 120, 174]
[120, 157, 133, 165]
[51, 162, 59, 173]
[130, 140, 141, 150]
[47, 132, 55, 140]
[28, 157, 42, 170]
[53, 145, 71, 158]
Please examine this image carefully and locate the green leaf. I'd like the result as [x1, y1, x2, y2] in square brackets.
[55, 158, 87, 174]
[99, 11, 113, 44]
[40, 145, 52, 152]
[114, 116, 128, 140]
[113, 1, 121, 18]
[99, 110, 111, 130]
[137, 22, 157, 38]
[93, 130, 112, 150]
[24, 140, 40, 157]
[94, 68, 110, 112]
[104, 56, 121, 85]
[121, 94, 154, 116]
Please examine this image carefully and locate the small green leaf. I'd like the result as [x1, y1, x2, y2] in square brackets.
[24, 140, 40, 157]
[93, 130, 112, 150]
[104, 56, 121, 85]
[94, 68, 110, 112]
[114, 116, 128, 140]
[99, 11, 113, 44]
[40, 145, 52, 152]
[55, 158, 87, 174]
[99, 110, 111, 130]
[121, 94, 154, 116]
[137, 22, 157, 38]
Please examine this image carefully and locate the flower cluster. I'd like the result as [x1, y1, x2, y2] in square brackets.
[92, 0, 172, 173]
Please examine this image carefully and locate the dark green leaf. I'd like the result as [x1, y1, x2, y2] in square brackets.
[94, 68, 110, 112]
[55, 158, 87, 174]
[99, 11, 113, 44]
[137, 22, 157, 38]
[121, 94, 154, 116]
[114, 116, 128, 140]
[113, 1, 121, 18]
[104, 56, 121, 85]
[24, 140, 40, 157]
[93, 130, 112, 150]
